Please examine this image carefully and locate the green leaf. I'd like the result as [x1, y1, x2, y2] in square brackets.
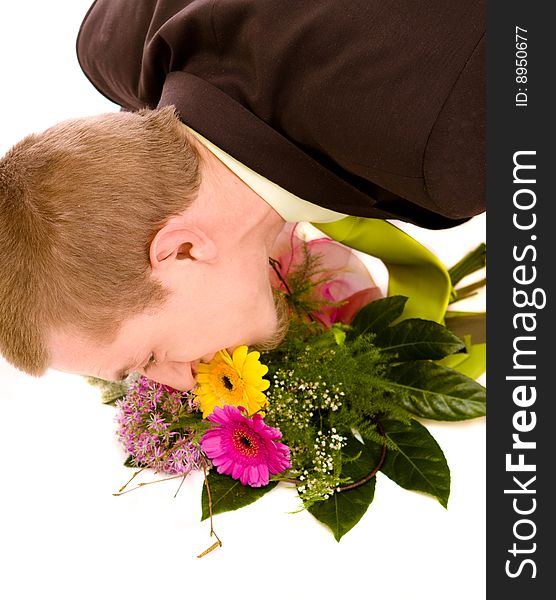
[124, 455, 137, 468]
[307, 436, 382, 541]
[377, 418, 450, 508]
[374, 318, 465, 360]
[349, 296, 408, 339]
[387, 361, 486, 421]
[201, 471, 277, 520]
[176, 412, 213, 438]
[331, 324, 347, 346]
[87, 376, 129, 405]
[439, 341, 486, 380]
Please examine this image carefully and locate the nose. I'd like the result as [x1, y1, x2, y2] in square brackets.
[147, 361, 198, 392]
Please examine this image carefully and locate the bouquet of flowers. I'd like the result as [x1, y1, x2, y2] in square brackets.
[91, 221, 486, 555]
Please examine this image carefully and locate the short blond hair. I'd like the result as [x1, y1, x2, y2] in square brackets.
[0, 107, 201, 375]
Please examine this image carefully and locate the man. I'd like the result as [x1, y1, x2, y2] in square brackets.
[0, 0, 485, 389]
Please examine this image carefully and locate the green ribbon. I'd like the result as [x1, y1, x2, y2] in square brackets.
[312, 217, 485, 379]
[313, 217, 452, 323]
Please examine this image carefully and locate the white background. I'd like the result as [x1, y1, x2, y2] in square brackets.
[0, 3, 486, 599]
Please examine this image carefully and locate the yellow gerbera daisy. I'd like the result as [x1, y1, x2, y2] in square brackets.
[195, 346, 270, 418]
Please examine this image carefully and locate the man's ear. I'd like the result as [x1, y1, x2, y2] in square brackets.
[149, 220, 218, 272]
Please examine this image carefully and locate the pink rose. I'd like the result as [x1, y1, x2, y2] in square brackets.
[270, 223, 382, 327]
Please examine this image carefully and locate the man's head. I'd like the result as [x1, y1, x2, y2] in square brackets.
[0, 107, 287, 388]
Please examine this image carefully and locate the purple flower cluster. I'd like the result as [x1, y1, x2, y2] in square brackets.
[115, 376, 203, 476]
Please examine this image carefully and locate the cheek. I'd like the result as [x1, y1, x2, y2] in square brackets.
[162, 263, 273, 354]
[161, 300, 230, 357]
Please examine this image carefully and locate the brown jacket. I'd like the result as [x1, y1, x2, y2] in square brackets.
[77, 0, 485, 229]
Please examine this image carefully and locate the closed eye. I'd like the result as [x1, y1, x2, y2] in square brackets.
[142, 353, 157, 372]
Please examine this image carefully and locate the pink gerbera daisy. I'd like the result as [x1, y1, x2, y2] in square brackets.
[200, 405, 291, 487]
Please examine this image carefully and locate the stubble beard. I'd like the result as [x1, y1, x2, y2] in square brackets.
[251, 290, 290, 352]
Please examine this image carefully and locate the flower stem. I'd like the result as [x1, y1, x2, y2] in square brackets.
[452, 277, 486, 302]
[336, 436, 387, 492]
[336, 423, 387, 492]
[448, 243, 486, 287]
[268, 257, 293, 296]
[197, 464, 222, 558]
[112, 473, 186, 496]
[114, 436, 199, 495]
